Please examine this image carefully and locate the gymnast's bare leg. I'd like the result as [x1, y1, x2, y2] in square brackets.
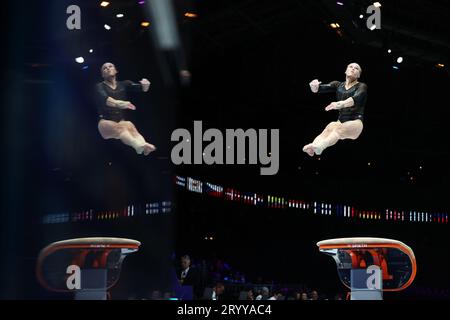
[303, 120, 363, 156]
[98, 119, 156, 155]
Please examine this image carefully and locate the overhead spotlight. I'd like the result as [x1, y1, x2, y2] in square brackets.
[392, 65, 399, 70]
[336, 1, 344, 5]
[184, 12, 198, 18]
[116, 13, 124, 18]
[436, 63, 445, 68]
[330, 23, 340, 29]
[104, 24, 111, 30]
[373, 2, 381, 7]
[89, 49, 94, 53]
[140, 21, 150, 27]
[100, 1, 110, 7]
[397, 56, 403, 63]
[359, 14, 364, 19]
[75, 57, 85, 64]
[138, 0, 145, 4]
[387, 49, 392, 53]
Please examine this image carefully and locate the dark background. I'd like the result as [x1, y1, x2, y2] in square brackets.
[1, 0, 449, 299]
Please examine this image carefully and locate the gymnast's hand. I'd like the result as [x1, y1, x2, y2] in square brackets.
[140, 78, 151, 92]
[116, 100, 136, 110]
[309, 79, 321, 93]
[325, 102, 338, 111]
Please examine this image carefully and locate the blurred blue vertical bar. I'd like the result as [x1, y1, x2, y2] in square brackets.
[147, 0, 180, 50]
[144, 0, 188, 86]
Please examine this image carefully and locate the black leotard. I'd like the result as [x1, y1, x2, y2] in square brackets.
[95, 80, 142, 122]
[318, 81, 367, 123]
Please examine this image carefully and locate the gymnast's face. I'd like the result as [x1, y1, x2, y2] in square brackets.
[101, 62, 118, 79]
[345, 63, 362, 79]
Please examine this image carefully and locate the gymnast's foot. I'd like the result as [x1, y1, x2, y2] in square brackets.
[302, 144, 315, 157]
[143, 143, 156, 156]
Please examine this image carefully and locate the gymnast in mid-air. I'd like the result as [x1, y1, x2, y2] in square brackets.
[303, 62, 367, 156]
[95, 62, 156, 155]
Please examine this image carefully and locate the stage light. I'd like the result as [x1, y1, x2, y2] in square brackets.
[184, 12, 198, 18]
[104, 24, 111, 30]
[116, 13, 124, 18]
[75, 57, 84, 63]
[397, 56, 403, 63]
[141, 21, 150, 27]
[392, 65, 399, 70]
[436, 63, 445, 68]
[369, 24, 376, 31]
[373, 2, 381, 8]
[138, 0, 145, 4]
[82, 65, 89, 70]
[359, 14, 364, 19]
[100, 1, 110, 7]
[387, 49, 392, 53]
[330, 23, 340, 29]
[336, 2, 344, 5]
[89, 49, 94, 53]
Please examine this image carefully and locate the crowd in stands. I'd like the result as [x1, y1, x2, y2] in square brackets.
[126, 254, 346, 300]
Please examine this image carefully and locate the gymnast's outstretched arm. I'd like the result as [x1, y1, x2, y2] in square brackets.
[106, 97, 136, 110]
[325, 83, 367, 111]
[310, 80, 340, 93]
[95, 83, 136, 110]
